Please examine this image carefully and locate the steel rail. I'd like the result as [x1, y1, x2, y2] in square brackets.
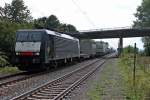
[54, 60, 105, 100]
[12, 59, 104, 100]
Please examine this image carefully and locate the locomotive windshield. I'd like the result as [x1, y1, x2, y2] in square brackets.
[16, 31, 42, 42]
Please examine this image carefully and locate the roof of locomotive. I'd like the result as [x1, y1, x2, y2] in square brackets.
[17, 29, 79, 41]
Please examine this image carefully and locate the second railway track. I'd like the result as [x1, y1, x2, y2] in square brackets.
[12, 58, 106, 100]
[0, 71, 49, 88]
[0, 59, 96, 89]
[0, 72, 27, 81]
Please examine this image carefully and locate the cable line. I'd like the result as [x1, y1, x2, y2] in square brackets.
[71, 0, 97, 28]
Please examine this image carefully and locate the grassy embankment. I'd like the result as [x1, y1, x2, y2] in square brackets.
[118, 54, 150, 100]
[88, 54, 150, 100]
[0, 51, 20, 73]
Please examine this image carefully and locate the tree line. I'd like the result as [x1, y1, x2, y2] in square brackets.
[0, 0, 150, 60]
[134, 0, 150, 56]
[0, 0, 77, 55]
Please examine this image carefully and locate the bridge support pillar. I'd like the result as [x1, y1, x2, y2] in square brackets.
[118, 37, 123, 56]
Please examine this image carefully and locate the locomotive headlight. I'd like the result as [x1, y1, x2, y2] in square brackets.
[16, 52, 20, 55]
[34, 52, 40, 55]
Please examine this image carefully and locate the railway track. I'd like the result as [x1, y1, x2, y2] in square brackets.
[0, 59, 96, 89]
[0, 71, 49, 88]
[0, 72, 27, 81]
[0, 59, 95, 89]
[12, 58, 106, 100]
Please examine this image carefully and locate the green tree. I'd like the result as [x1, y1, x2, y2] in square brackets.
[0, 0, 32, 23]
[34, 15, 77, 33]
[0, 4, 11, 21]
[0, 0, 33, 64]
[58, 24, 77, 33]
[123, 45, 138, 54]
[134, 0, 150, 56]
[0, 21, 33, 53]
[34, 15, 60, 30]
[66, 24, 77, 32]
[58, 24, 68, 32]
[45, 15, 60, 30]
[142, 37, 150, 55]
[34, 17, 47, 29]
[0, 0, 33, 52]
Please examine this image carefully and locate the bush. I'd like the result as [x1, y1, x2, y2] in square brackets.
[0, 51, 9, 67]
[0, 56, 9, 67]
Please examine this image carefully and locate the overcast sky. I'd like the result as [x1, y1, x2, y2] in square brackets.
[0, 0, 143, 49]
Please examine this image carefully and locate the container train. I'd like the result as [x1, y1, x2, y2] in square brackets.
[13, 29, 111, 71]
[95, 41, 109, 56]
[80, 39, 96, 58]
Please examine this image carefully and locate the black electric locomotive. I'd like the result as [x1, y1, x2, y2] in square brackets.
[14, 29, 80, 71]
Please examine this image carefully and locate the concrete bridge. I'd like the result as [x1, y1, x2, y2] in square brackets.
[66, 27, 150, 55]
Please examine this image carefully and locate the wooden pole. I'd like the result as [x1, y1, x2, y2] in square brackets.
[133, 43, 136, 86]
[133, 43, 137, 98]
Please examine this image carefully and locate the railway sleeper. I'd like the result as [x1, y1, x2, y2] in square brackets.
[27, 96, 53, 100]
[62, 82, 73, 85]
[39, 90, 62, 94]
[40, 89, 64, 93]
[43, 88, 66, 91]
[50, 85, 69, 88]
[36, 92, 60, 96]
[30, 94, 57, 99]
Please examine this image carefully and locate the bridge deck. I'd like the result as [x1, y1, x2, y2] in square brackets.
[67, 28, 150, 39]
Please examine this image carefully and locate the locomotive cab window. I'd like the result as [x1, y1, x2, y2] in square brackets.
[16, 31, 42, 42]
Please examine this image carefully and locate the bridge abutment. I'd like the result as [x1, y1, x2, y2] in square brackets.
[118, 37, 123, 56]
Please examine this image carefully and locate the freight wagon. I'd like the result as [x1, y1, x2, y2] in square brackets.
[80, 39, 96, 58]
[95, 41, 109, 56]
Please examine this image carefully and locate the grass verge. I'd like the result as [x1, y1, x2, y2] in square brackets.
[87, 55, 150, 100]
[118, 54, 150, 100]
[0, 66, 20, 73]
[0, 51, 20, 74]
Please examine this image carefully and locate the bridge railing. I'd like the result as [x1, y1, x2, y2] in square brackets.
[79, 26, 150, 33]
[79, 26, 132, 32]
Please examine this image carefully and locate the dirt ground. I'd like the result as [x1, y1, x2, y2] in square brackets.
[68, 58, 126, 100]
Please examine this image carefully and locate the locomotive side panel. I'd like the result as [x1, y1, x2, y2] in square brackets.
[53, 35, 80, 60]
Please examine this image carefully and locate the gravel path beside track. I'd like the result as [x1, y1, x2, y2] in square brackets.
[68, 58, 126, 100]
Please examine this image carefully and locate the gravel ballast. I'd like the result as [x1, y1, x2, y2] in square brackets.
[0, 59, 96, 100]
